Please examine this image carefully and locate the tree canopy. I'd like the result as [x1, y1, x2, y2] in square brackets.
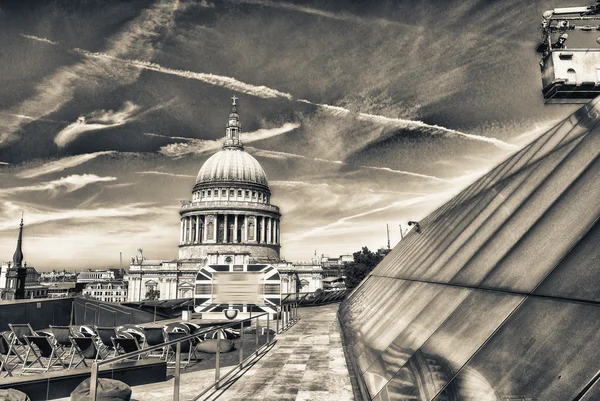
[344, 247, 387, 289]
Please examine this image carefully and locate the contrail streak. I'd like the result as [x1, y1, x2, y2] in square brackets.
[19, 34, 59, 45]
[19, 34, 511, 151]
[298, 100, 518, 151]
[75, 49, 294, 100]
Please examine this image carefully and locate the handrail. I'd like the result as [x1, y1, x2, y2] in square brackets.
[81, 302, 132, 326]
[94, 312, 268, 367]
[90, 312, 274, 401]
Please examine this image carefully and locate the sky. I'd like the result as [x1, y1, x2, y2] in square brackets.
[0, 0, 581, 270]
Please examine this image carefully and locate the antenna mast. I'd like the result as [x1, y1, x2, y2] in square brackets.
[386, 224, 390, 250]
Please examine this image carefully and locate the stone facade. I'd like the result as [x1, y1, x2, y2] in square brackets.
[127, 98, 282, 302]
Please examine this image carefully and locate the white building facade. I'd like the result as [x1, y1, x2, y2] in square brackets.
[127, 98, 282, 303]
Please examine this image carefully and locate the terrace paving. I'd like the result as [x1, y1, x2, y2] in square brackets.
[55, 303, 353, 401]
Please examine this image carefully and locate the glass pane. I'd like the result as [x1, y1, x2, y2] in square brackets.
[432, 296, 600, 401]
[450, 133, 592, 288]
[481, 146, 600, 293]
[377, 289, 524, 401]
[362, 283, 471, 397]
[533, 219, 600, 302]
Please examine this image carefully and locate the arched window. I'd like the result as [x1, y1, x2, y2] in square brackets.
[567, 68, 577, 84]
[207, 222, 214, 240]
[248, 222, 255, 240]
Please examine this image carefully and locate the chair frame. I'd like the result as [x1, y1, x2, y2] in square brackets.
[94, 327, 119, 358]
[8, 323, 36, 369]
[142, 327, 168, 359]
[165, 332, 198, 369]
[21, 335, 68, 374]
[0, 332, 19, 378]
[49, 325, 76, 363]
[111, 337, 144, 361]
[68, 336, 105, 369]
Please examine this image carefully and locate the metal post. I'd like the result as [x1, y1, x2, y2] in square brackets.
[90, 362, 99, 401]
[266, 312, 270, 344]
[215, 335, 221, 389]
[276, 307, 280, 334]
[255, 315, 259, 355]
[173, 342, 181, 401]
[239, 320, 244, 367]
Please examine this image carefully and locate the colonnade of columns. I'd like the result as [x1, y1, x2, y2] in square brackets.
[180, 213, 280, 245]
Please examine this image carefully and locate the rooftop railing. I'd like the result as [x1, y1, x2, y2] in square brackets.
[180, 200, 280, 213]
[89, 311, 285, 401]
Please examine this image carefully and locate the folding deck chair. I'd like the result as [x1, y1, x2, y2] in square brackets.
[111, 337, 144, 361]
[49, 326, 76, 362]
[95, 327, 118, 358]
[141, 327, 167, 359]
[8, 323, 36, 370]
[69, 336, 105, 369]
[21, 335, 68, 374]
[0, 332, 19, 377]
[165, 332, 198, 369]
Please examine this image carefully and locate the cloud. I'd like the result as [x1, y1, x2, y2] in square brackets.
[137, 171, 196, 178]
[76, 49, 294, 99]
[234, 0, 410, 28]
[16, 151, 116, 179]
[290, 191, 455, 242]
[0, 201, 162, 232]
[359, 165, 448, 182]
[159, 123, 300, 157]
[239, 122, 300, 142]
[0, 175, 116, 196]
[19, 34, 59, 45]
[248, 147, 344, 165]
[299, 99, 519, 151]
[54, 101, 141, 147]
[0, 162, 8, 165]
[1, 1, 181, 146]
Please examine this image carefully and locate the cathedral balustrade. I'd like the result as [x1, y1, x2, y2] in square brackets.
[180, 200, 280, 213]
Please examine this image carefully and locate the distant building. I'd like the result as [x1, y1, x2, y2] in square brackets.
[42, 282, 80, 298]
[127, 98, 282, 315]
[82, 281, 128, 303]
[77, 268, 124, 283]
[0, 216, 33, 300]
[40, 270, 77, 282]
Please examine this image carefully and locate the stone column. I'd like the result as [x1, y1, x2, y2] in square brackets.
[224, 214, 228, 243]
[253, 216, 257, 242]
[260, 216, 265, 243]
[212, 214, 218, 243]
[183, 217, 188, 244]
[195, 215, 200, 243]
[180, 219, 184, 244]
[233, 214, 238, 243]
[187, 217, 192, 243]
[203, 215, 208, 242]
[242, 215, 247, 242]
[267, 217, 272, 244]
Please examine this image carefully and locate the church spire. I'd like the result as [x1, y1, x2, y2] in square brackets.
[12, 213, 24, 268]
[223, 95, 243, 150]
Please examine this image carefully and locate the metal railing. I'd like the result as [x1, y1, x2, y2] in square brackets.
[181, 200, 280, 213]
[280, 289, 348, 306]
[78, 302, 132, 326]
[89, 312, 277, 401]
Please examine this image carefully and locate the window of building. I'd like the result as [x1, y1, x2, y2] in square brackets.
[252, 191, 256, 198]
[245, 190, 249, 198]
[207, 190, 211, 197]
[238, 189, 242, 197]
[230, 189, 234, 196]
[202, 191, 205, 198]
[222, 189, 226, 197]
